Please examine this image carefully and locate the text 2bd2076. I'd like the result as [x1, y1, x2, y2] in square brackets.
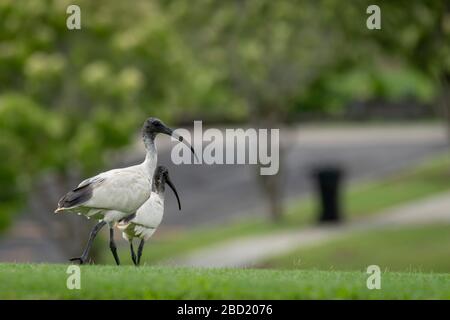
[177, 304, 273, 317]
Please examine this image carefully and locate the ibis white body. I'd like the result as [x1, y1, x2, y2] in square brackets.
[55, 117, 195, 228]
[117, 191, 165, 241]
[55, 139, 157, 226]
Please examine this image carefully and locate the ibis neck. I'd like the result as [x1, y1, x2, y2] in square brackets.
[150, 191, 165, 204]
[151, 182, 163, 194]
[143, 134, 157, 176]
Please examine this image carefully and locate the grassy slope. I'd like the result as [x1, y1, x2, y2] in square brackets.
[262, 224, 450, 273]
[0, 264, 449, 299]
[101, 154, 450, 264]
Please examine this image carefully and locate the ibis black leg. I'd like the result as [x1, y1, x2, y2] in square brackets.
[137, 239, 145, 266]
[70, 220, 106, 264]
[109, 227, 120, 266]
[130, 242, 137, 266]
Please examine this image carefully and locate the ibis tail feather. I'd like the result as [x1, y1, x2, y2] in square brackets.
[55, 182, 95, 213]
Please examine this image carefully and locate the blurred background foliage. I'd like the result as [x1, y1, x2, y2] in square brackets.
[0, 0, 448, 232]
[0, 0, 185, 231]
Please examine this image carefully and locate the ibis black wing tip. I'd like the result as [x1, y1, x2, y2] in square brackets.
[56, 182, 96, 212]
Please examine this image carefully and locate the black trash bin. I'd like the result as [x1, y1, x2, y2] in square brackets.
[313, 166, 344, 223]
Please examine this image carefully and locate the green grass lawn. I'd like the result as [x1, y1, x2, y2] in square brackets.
[101, 154, 450, 264]
[0, 263, 448, 299]
[261, 224, 450, 273]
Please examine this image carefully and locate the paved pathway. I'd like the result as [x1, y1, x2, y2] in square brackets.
[163, 191, 450, 268]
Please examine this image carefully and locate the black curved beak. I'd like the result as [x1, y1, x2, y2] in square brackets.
[165, 173, 181, 211]
[162, 126, 199, 163]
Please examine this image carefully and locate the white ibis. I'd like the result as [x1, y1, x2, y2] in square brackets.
[55, 117, 196, 265]
[117, 166, 180, 266]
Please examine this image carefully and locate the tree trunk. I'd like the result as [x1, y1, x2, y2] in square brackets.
[439, 72, 450, 147]
[256, 155, 284, 222]
[252, 109, 286, 222]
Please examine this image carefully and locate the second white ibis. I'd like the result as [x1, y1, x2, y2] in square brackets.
[117, 165, 181, 266]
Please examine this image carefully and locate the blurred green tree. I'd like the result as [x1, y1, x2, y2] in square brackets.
[162, 0, 350, 220]
[334, 0, 449, 125]
[0, 0, 187, 255]
[375, 0, 449, 135]
[163, 0, 448, 220]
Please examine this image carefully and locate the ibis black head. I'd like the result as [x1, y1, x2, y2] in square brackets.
[142, 117, 198, 162]
[142, 118, 171, 137]
[153, 165, 181, 211]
